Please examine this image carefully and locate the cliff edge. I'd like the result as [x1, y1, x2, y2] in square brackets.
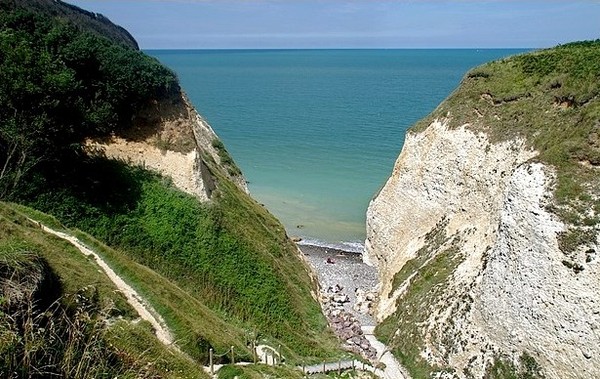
[87, 92, 248, 201]
[366, 42, 600, 379]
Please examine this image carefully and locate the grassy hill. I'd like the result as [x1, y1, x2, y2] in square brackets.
[0, 202, 208, 378]
[0, 1, 344, 377]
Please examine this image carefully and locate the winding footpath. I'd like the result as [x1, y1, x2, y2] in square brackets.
[34, 221, 176, 347]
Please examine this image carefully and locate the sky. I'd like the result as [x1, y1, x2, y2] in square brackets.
[65, 1, 600, 49]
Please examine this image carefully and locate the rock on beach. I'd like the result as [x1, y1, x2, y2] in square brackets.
[299, 243, 379, 361]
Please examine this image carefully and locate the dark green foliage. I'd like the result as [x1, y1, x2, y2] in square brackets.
[1, 0, 139, 49]
[0, 7, 178, 197]
[217, 365, 247, 379]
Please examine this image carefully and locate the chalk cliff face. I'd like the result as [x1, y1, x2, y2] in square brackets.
[88, 93, 248, 201]
[366, 43, 600, 379]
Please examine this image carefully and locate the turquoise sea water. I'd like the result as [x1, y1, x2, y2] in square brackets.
[149, 49, 527, 250]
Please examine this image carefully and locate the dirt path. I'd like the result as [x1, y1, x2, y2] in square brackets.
[36, 222, 175, 347]
[363, 326, 410, 379]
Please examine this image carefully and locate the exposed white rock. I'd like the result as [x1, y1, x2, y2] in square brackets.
[472, 162, 600, 379]
[354, 288, 376, 315]
[366, 119, 536, 320]
[88, 137, 212, 200]
[189, 102, 249, 193]
[365, 119, 600, 378]
[86, 93, 247, 201]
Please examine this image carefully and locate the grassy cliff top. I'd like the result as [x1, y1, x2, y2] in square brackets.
[413, 40, 600, 251]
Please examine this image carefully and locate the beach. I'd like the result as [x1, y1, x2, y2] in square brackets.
[298, 243, 378, 325]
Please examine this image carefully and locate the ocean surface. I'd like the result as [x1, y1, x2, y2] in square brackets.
[149, 49, 527, 251]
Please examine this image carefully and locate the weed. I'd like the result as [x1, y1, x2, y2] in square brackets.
[212, 139, 242, 176]
[484, 352, 545, 379]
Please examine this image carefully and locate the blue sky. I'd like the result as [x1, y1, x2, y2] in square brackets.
[66, 1, 600, 49]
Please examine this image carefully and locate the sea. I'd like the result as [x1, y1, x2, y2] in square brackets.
[148, 49, 528, 252]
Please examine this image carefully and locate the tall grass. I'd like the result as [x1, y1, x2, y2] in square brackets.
[17, 158, 341, 362]
[0, 205, 209, 379]
[0, 249, 133, 378]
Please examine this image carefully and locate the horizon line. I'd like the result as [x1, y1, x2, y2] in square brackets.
[143, 47, 537, 51]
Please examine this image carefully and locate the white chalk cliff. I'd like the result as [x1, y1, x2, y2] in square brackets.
[87, 93, 247, 201]
[365, 48, 600, 378]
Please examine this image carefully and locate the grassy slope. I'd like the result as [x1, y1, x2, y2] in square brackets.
[0, 202, 208, 378]
[376, 42, 600, 378]
[23, 157, 342, 365]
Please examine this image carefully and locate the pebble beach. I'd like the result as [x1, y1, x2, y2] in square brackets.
[299, 244, 378, 322]
[299, 243, 380, 360]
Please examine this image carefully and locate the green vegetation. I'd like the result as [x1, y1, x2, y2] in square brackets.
[70, 228, 251, 364]
[106, 320, 207, 378]
[0, 203, 206, 378]
[0, 203, 133, 316]
[215, 364, 375, 379]
[0, 194, 344, 373]
[375, 227, 463, 378]
[390, 217, 449, 293]
[212, 138, 243, 176]
[3, 0, 140, 49]
[0, 4, 178, 198]
[413, 40, 600, 252]
[217, 364, 304, 379]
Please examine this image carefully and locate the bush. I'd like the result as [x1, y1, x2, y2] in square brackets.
[0, 7, 178, 198]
